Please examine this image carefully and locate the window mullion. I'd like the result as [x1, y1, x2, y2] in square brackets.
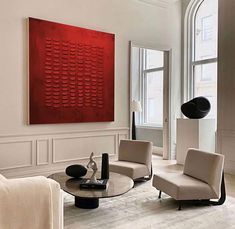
[140, 48, 144, 125]
[143, 72, 147, 124]
[192, 58, 217, 66]
[143, 67, 164, 73]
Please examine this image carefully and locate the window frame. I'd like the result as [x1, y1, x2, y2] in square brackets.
[184, 0, 218, 105]
[140, 48, 164, 128]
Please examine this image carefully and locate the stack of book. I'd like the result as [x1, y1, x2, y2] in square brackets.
[80, 179, 108, 189]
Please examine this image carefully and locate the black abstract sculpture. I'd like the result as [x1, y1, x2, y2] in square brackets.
[65, 164, 87, 178]
[181, 96, 211, 119]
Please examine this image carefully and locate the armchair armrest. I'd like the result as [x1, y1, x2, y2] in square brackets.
[0, 175, 63, 229]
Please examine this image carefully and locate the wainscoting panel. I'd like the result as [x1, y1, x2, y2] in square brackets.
[218, 130, 235, 175]
[36, 139, 50, 165]
[52, 134, 116, 163]
[0, 140, 33, 170]
[0, 128, 129, 178]
[118, 133, 129, 142]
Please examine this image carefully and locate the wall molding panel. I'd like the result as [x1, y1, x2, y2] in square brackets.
[217, 130, 235, 175]
[0, 140, 33, 170]
[36, 139, 50, 166]
[0, 128, 129, 178]
[52, 134, 117, 164]
[0, 127, 128, 138]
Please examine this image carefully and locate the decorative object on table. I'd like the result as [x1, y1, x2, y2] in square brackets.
[101, 153, 109, 179]
[80, 178, 108, 189]
[86, 152, 98, 183]
[49, 172, 134, 209]
[131, 100, 142, 140]
[79, 152, 108, 190]
[181, 96, 211, 119]
[29, 17, 115, 124]
[65, 164, 87, 178]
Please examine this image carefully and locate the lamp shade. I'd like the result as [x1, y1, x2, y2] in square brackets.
[131, 100, 142, 112]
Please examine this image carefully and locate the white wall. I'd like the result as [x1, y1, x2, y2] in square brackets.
[130, 2, 182, 159]
[0, 0, 181, 177]
[217, 0, 235, 174]
[168, 0, 182, 159]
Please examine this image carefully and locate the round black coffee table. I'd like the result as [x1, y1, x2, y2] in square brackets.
[49, 172, 134, 209]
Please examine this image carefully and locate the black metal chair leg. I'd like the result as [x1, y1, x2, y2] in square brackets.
[187, 172, 226, 208]
[178, 201, 182, 210]
[135, 164, 153, 182]
[209, 171, 226, 206]
[145, 164, 153, 181]
[158, 190, 162, 199]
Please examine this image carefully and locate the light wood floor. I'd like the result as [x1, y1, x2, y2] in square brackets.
[152, 155, 235, 198]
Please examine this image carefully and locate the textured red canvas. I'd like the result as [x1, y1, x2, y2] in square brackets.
[29, 18, 114, 124]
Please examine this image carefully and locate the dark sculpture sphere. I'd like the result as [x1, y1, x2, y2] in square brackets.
[181, 96, 211, 119]
[65, 164, 87, 178]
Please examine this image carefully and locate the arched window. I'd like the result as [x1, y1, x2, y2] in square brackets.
[185, 0, 218, 119]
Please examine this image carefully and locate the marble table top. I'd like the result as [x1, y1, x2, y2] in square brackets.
[49, 171, 134, 199]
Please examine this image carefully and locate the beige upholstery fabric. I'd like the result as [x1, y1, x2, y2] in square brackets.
[183, 148, 224, 198]
[49, 179, 64, 229]
[110, 161, 150, 180]
[0, 174, 63, 229]
[153, 148, 224, 201]
[153, 172, 217, 200]
[110, 140, 153, 179]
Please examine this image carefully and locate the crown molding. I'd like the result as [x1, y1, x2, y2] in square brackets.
[136, 0, 169, 8]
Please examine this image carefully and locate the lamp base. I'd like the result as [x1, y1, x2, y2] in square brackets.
[132, 112, 136, 140]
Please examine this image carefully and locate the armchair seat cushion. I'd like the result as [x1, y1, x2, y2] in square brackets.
[153, 172, 217, 200]
[110, 161, 150, 179]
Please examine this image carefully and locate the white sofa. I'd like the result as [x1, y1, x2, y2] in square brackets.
[0, 174, 63, 229]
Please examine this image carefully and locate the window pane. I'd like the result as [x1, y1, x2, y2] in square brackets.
[194, 0, 218, 61]
[145, 49, 163, 69]
[194, 62, 217, 118]
[145, 71, 163, 125]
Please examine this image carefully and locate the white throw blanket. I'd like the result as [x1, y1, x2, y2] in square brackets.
[0, 174, 53, 229]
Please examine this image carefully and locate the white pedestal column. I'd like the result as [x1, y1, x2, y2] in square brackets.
[176, 118, 215, 165]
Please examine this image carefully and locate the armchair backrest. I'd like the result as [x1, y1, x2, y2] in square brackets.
[118, 140, 153, 170]
[183, 148, 224, 198]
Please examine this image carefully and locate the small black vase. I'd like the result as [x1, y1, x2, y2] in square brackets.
[101, 153, 109, 179]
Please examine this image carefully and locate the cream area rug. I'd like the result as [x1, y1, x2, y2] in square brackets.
[64, 181, 235, 229]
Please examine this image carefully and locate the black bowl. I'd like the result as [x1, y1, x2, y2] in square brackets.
[65, 164, 87, 178]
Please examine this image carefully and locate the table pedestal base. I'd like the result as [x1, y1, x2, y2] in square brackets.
[75, 197, 99, 209]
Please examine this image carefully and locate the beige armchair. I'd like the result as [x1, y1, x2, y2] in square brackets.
[109, 140, 153, 180]
[0, 174, 64, 229]
[153, 148, 225, 210]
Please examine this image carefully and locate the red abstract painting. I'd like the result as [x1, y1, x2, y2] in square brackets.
[29, 18, 114, 124]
